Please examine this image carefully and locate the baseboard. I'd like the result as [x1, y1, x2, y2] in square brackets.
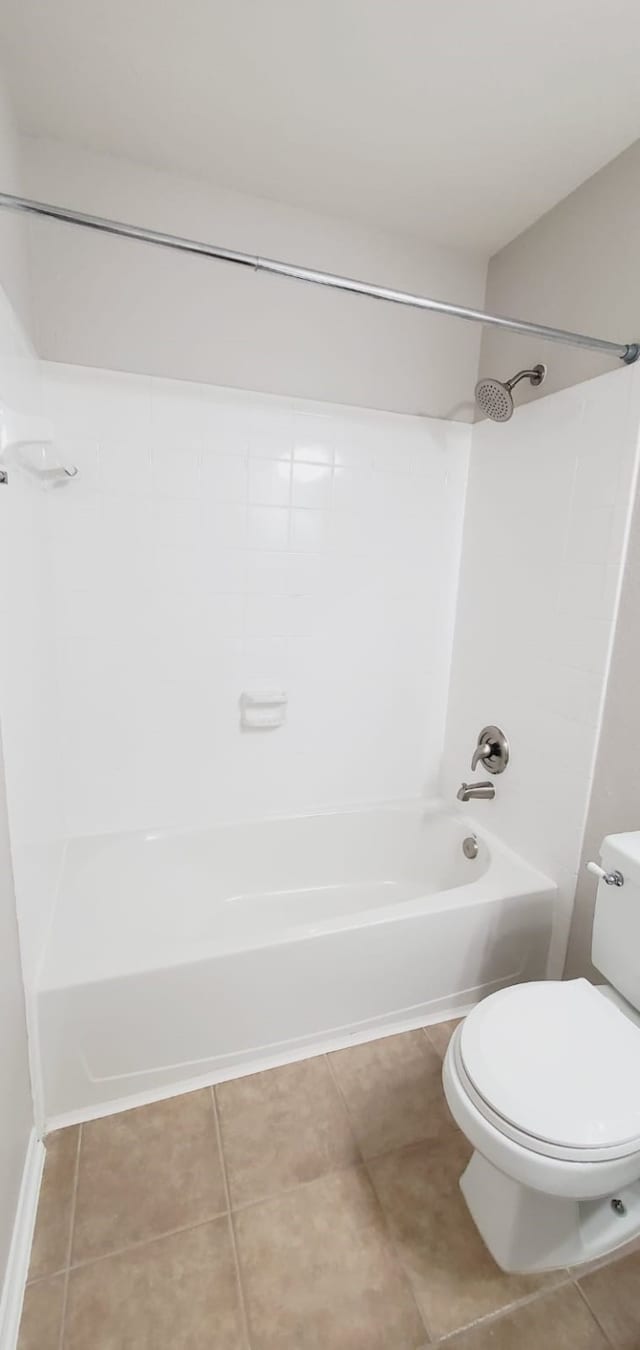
[0, 1131, 45, 1350]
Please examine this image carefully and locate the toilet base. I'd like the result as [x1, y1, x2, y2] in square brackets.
[461, 1151, 640, 1273]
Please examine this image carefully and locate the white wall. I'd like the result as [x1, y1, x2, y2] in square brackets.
[479, 138, 640, 406]
[443, 365, 640, 972]
[20, 136, 487, 421]
[0, 78, 37, 1327]
[41, 362, 469, 836]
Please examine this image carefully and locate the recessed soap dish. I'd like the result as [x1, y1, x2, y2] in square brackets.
[240, 690, 288, 730]
[0, 400, 78, 485]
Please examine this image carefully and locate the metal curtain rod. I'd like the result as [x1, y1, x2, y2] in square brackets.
[0, 190, 637, 364]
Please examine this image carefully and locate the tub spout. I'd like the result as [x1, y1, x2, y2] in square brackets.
[457, 781, 495, 802]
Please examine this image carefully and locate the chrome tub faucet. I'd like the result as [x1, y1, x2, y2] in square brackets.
[457, 781, 496, 802]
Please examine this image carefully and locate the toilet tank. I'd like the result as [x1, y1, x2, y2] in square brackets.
[592, 832, 640, 1009]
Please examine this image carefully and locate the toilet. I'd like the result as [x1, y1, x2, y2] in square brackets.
[443, 830, 640, 1273]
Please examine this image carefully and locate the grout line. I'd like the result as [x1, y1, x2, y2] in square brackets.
[360, 1146, 437, 1343]
[422, 1017, 463, 1059]
[64, 1211, 229, 1274]
[63, 1127, 82, 1271]
[324, 1042, 465, 1173]
[431, 1273, 573, 1344]
[572, 1279, 618, 1344]
[328, 1059, 579, 1350]
[355, 1121, 461, 1170]
[285, 444, 294, 548]
[324, 1055, 435, 1344]
[227, 1157, 366, 1216]
[240, 443, 250, 643]
[421, 1024, 445, 1057]
[57, 1123, 82, 1350]
[322, 1047, 442, 1333]
[50, 1158, 390, 1275]
[25, 1267, 68, 1287]
[210, 1087, 253, 1350]
[323, 1052, 365, 1166]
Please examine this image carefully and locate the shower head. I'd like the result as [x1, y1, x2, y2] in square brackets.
[475, 364, 546, 422]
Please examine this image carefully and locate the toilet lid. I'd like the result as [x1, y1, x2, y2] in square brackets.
[459, 979, 640, 1154]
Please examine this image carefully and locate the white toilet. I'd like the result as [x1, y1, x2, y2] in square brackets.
[443, 830, 640, 1273]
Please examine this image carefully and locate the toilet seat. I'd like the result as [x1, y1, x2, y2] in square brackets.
[456, 979, 640, 1163]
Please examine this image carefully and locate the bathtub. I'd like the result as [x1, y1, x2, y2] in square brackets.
[37, 802, 556, 1126]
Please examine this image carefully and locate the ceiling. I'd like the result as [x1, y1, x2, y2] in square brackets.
[3, 0, 640, 254]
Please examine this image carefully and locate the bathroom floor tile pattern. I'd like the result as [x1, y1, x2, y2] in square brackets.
[19, 1019, 639, 1348]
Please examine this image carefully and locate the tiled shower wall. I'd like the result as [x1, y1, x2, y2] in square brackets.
[443, 365, 640, 973]
[42, 363, 469, 837]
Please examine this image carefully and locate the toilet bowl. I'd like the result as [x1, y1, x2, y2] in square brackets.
[442, 829, 640, 1272]
[443, 977, 640, 1272]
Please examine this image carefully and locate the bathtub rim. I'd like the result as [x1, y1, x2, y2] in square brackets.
[39, 798, 557, 993]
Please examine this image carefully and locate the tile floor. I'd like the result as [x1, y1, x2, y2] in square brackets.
[18, 1019, 640, 1348]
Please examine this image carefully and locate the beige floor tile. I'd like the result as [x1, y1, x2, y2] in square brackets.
[216, 1056, 359, 1207]
[368, 1134, 556, 1339]
[328, 1029, 452, 1158]
[72, 1089, 226, 1263]
[424, 1017, 462, 1058]
[235, 1165, 426, 1349]
[580, 1248, 640, 1347]
[443, 1285, 608, 1348]
[65, 1219, 244, 1349]
[18, 1276, 66, 1350]
[29, 1126, 79, 1279]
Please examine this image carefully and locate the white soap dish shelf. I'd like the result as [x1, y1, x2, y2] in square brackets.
[0, 400, 78, 485]
[240, 690, 288, 730]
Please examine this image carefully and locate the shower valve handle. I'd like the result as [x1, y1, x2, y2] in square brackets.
[470, 741, 491, 771]
[470, 726, 509, 775]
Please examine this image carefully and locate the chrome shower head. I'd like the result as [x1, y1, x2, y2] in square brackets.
[475, 364, 546, 422]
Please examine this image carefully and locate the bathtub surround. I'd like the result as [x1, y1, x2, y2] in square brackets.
[0, 250, 67, 1000]
[443, 364, 640, 974]
[0, 410, 68, 990]
[42, 361, 469, 836]
[7, 358, 640, 1127]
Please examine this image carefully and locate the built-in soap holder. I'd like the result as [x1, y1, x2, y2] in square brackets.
[0, 399, 79, 485]
[240, 690, 287, 730]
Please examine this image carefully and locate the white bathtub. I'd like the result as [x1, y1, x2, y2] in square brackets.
[37, 802, 556, 1126]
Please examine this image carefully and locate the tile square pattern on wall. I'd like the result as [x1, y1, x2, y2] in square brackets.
[41, 365, 469, 837]
[19, 1023, 632, 1349]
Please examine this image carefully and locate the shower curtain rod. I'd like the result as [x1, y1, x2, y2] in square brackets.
[0, 190, 638, 364]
